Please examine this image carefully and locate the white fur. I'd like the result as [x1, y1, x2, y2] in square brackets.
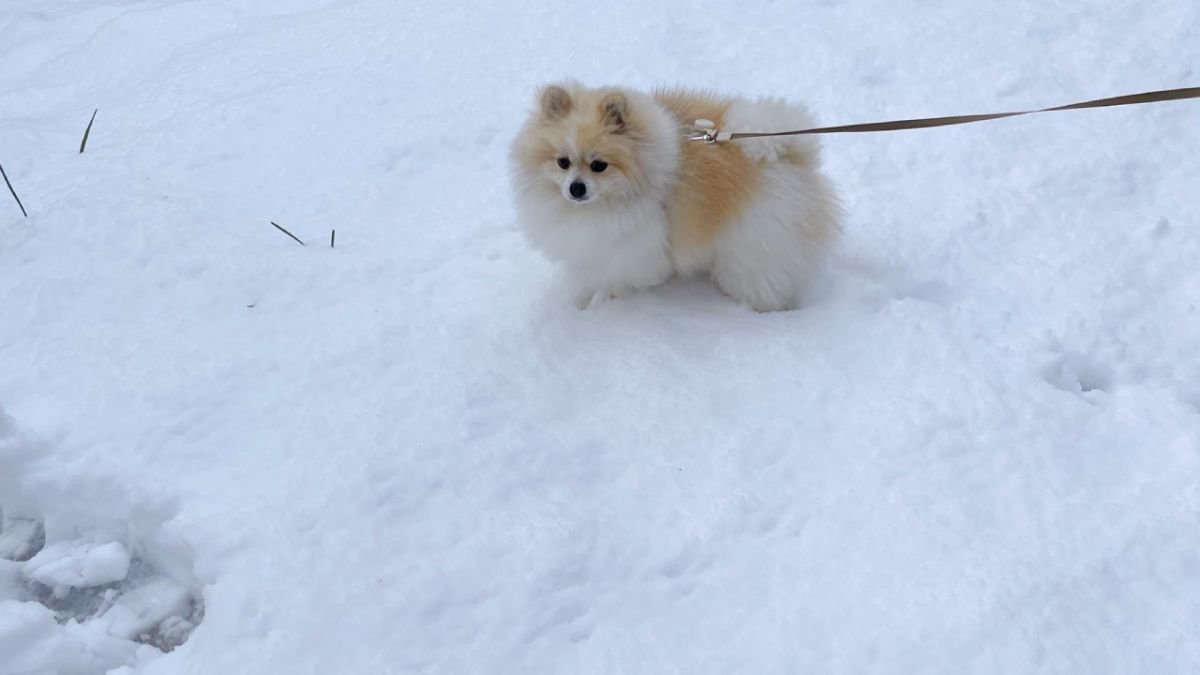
[511, 87, 841, 311]
[520, 196, 675, 309]
[511, 86, 681, 309]
[708, 163, 841, 311]
[703, 97, 841, 311]
[722, 97, 824, 166]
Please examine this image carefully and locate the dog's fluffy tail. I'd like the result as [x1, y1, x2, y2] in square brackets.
[723, 97, 823, 168]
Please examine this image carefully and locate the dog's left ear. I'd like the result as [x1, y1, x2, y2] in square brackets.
[540, 85, 573, 119]
[600, 93, 628, 133]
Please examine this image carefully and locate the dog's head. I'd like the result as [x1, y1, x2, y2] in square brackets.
[510, 83, 655, 206]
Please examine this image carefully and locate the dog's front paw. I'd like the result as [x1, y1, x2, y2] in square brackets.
[574, 285, 625, 310]
[575, 288, 610, 310]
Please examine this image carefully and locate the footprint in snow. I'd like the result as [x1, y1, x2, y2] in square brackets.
[0, 407, 206, 669]
[0, 508, 204, 666]
[1041, 350, 1113, 396]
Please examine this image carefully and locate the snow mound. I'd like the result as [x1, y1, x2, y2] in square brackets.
[0, 598, 138, 675]
[24, 540, 132, 596]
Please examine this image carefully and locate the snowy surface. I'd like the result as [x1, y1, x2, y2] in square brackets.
[2, 0, 1199, 673]
[24, 541, 132, 595]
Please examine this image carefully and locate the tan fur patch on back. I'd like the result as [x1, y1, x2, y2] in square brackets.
[655, 89, 761, 251]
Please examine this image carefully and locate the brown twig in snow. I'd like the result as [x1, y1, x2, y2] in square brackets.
[270, 221, 305, 246]
[79, 109, 98, 154]
[0, 162, 28, 218]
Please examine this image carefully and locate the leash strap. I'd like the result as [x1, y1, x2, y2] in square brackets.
[690, 86, 1200, 142]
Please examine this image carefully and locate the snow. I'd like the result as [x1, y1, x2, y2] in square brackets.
[0, 516, 43, 563]
[102, 578, 195, 643]
[0, 599, 138, 675]
[24, 541, 132, 596]
[1, 0, 1199, 673]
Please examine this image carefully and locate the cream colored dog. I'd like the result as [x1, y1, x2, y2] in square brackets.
[510, 82, 842, 311]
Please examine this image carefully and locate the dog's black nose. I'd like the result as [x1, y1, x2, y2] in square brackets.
[569, 182, 587, 199]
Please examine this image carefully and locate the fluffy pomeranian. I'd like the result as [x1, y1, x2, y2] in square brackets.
[509, 81, 842, 311]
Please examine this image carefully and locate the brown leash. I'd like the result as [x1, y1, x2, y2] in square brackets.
[688, 86, 1200, 143]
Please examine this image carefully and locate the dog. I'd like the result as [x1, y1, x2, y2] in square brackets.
[509, 81, 842, 311]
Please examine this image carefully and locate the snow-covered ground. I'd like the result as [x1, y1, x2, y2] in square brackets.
[2, 1, 1199, 673]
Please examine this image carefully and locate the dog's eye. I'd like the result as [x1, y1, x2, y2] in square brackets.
[590, 160, 608, 173]
[556, 157, 570, 170]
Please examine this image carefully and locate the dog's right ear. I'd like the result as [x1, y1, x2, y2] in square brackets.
[599, 93, 628, 133]
[540, 85, 572, 119]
